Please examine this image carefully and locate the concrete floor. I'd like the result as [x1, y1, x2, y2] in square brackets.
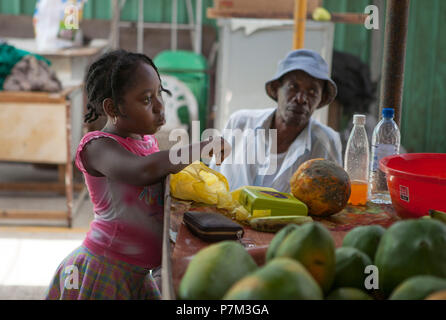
[0, 162, 93, 300]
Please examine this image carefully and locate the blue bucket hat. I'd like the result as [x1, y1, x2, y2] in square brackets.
[265, 49, 337, 108]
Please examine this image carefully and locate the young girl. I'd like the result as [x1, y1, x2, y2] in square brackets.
[45, 49, 230, 300]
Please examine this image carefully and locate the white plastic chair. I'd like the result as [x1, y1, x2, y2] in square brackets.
[159, 74, 199, 132]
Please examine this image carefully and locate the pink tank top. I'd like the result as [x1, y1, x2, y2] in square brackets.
[75, 131, 164, 268]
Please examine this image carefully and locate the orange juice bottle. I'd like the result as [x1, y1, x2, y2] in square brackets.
[348, 180, 368, 206]
[344, 114, 370, 206]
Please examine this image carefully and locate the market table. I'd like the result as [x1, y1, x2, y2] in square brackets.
[164, 195, 400, 299]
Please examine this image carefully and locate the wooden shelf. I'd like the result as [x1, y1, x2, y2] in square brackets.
[3, 38, 109, 58]
[207, 8, 367, 24]
[0, 85, 82, 104]
[0, 209, 69, 221]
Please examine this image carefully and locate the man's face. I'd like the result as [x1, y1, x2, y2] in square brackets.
[275, 70, 324, 128]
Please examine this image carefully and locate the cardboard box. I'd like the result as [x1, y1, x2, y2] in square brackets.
[214, 0, 322, 16]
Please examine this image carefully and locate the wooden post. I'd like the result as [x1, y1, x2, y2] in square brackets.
[110, 0, 120, 49]
[293, 0, 308, 49]
[58, 165, 66, 195]
[137, 0, 144, 53]
[379, 0, 410, 126]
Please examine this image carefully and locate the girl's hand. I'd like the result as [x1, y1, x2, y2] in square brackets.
[204, 137, 232, 166]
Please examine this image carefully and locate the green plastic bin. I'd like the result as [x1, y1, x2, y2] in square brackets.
[154, 50, 209, 133]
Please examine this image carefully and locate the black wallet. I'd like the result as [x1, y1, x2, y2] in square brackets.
[183, 211, 244, 242]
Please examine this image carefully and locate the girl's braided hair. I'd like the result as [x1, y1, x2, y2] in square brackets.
[84, 49, 170, 123]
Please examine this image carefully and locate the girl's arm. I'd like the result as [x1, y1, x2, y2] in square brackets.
[80, 137, 230, 186]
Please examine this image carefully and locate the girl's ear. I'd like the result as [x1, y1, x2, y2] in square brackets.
[102, 98, 117, 118]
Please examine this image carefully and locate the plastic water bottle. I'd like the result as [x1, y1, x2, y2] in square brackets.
[344, 114, 369, 206]
[369, 108, 401, 204]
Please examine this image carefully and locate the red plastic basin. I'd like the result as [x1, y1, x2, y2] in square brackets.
[380, 153, 446, 219]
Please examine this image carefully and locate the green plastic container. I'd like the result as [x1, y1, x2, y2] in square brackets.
[239, 187, 308, 218]
[153, 50, 209, 133]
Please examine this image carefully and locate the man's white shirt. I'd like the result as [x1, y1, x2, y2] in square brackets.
[209, 108, 342, 193]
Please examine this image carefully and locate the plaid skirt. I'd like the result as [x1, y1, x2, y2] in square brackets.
[45, 246, 161, 300]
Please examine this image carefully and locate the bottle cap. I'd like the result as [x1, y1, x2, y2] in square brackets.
[382, 108, 394, 118]
[353, 114, 366, 125]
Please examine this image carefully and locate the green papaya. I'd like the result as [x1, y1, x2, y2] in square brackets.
[429, 209, 446, 224]
[375, 219, 446, 296]
[333, 247, 372, 290]
[326, 287, 373, 300]
[342, 225, 386, 261]
[223, 257, 323, 300]
[389, 275, 446, 300]
[178, 241, 257, 300]
[273, 222, 335, 293]
[425, 290, 446, 300]
[265, 223, 300, 262]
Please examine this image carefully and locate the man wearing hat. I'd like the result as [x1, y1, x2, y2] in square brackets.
[210, 49, 342, 193]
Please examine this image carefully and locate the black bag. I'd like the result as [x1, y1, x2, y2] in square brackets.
[183, 211, 244, 242]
